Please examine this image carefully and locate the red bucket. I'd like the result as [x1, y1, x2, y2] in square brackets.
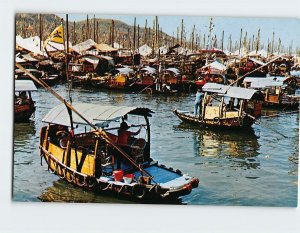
[113, 170, 124, 181]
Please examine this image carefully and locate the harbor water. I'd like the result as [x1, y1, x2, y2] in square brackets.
[13, 84, 299, 206]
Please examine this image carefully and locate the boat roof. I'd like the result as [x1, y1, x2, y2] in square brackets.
[243, 76, 285, 88]
[42, 103, 153, 127]
[202, 83, 257, 100]
[15, 80, 37, 92]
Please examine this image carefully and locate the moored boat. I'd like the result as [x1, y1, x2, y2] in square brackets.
[15, 80, 37, 122]
[174, 83, 264, 129]
[243, 76, 300, 109]
[39, 104, 199, 201]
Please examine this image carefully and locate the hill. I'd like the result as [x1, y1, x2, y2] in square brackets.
[15, 13, 176, 49]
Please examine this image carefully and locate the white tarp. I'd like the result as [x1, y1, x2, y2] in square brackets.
[156, 46, 168, 55]
[72, 39, 96, 54]
[45, 41, 72, 52]
[81, 56, 100, 69]
[202, 61, 227, 71]
[138, 44, 152, 57]
[203, 83, 257, 100]
[243, 76, 286, 88]
[15, 80, 37, 92]
[16, 35, 45, 56]
[42, 103, 152, 127]
[248, 49, 269, 58]
[248, 58, 266, 66]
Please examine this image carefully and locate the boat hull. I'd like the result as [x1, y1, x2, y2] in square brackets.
[174, 110, 255, 129]
[40, 142, 199, 201]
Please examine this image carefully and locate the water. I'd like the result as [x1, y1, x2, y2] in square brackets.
[13, 84, 299, 206]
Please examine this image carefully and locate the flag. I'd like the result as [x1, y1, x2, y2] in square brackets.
[44, 24, 64, 48]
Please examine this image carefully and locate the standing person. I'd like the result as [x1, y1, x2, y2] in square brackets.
[194, 89, 204, 116]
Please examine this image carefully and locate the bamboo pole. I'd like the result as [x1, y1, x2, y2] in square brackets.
[256, 29, 260, 53]
[238, 28, 242, 55]
[221, 30, 224, 51]
[86, 14, 89, 40]
[73, 21, 76, 44]
[93, 15, 96, 42]
[39, 14, 42, 51]
[137, 24, 140, 49]
[271, 32, 275, 54]
[144, 19, 147, 45]
[180, 19, 184, 46]
[132, 17, 136, 51]
[111, 20, 115, 47]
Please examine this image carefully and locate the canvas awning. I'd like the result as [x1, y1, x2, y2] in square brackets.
[202, 60, 227, 71]
[248, 58, 266, 66]
[164, 68, 180, 75]
[141, 66, 156, 74]
[72, 39, 97, 54]
[115, 67, 134, 74]
[202, 83, 257, 100]
[138, 44, 152, 56]
[92, 43, 118, 52]
[42, 103, 153, 127]
[243, 77, 285, 88]
[15, 80, 37, 92]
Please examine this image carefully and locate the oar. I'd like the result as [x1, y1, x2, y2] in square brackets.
[15, 63, 155, 181]
[136, 83, 155, 94]
[230, 55, 282, 87]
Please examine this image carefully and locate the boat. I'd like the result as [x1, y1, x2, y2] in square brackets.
[39, 104, 199, 201]
[174, 83, 264, 128]
[15, 80, 37, 122]
[243, 76, 300, 109]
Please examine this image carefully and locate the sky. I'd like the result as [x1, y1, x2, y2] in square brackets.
[59, 14, 300, 51]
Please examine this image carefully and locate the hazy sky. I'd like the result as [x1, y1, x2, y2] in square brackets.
[58, 14, 300, 50]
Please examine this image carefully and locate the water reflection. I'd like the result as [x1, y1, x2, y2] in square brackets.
[14, 122, 36, 143]
[175, 123, 260, 169]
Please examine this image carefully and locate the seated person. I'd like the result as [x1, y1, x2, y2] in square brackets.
[117, 121, 141, 147]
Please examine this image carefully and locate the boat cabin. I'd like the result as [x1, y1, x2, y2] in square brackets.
[14, 80, 37, 122]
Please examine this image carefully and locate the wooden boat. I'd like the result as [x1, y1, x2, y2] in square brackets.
[174, 83, 263, 129]
[39, 104, 199, 201]
[15, 80, 37, 122]
[243, 76, 300, 109]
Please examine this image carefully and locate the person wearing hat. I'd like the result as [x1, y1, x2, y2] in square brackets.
[117, 121, 142, 146]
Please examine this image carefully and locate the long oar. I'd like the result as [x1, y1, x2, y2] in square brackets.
[15, 63, 155, 181]
[136, 83, 155, 94]
[230, 55, 282, 87]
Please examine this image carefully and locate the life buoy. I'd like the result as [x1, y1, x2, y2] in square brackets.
[233, 117, 239, 123]
[76, 174, 86, 187]
[213, 117, 220, 124]
[65, 170, 75, 183]
[86, 176, 95, 188]
[48, 159, 56, 174]
[132, 184, 146, 199]
[56, 164, 65, 179]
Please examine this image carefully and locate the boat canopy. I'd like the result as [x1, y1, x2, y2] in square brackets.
[243, 76, 285, 88]
[15, 80, 37, 92]
[42, 103, 153, 127]
[164, 68, 180, 75]
[115, 67, 134, 74]
[141, 66, 156, 74]
[202, 83, 258, 100]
